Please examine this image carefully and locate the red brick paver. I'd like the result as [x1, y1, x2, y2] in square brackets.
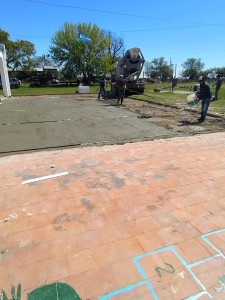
[1, 132, 225, 299]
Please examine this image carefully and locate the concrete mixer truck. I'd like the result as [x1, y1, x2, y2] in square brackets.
[111, 47, 145, 96]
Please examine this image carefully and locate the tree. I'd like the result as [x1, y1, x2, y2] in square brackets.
[0, 28, 36, 71]
[181, 58, 205, 80]
[7, 40, 36, 71]
[49, 22, 124, 81]
[145, 57, 171, 82]
[204, 67, 225, 81]
[212, 67, 225, 77]
[144, 61, 152, 78]
[106, 31, 124, 73]
[33, 55, 53, 68]
[0, 28, 10, 45]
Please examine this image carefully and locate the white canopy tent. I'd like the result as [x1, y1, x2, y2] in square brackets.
[0, 44, 11, 97]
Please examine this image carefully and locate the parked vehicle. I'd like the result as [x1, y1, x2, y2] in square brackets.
[0, 78, 20, 89]
[9, 78, 20, 88]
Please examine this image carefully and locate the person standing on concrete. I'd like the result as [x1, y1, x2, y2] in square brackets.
[196, 76, 212, 123]
[214, 75, 222, 100]
[98, 75, 107, 100]
[115, 75, 126, 106]
[110, 74, 116, 91]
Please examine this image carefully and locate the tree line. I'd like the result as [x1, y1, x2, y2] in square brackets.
[144, 57, 225, 83]
[0, 24, 224, 82]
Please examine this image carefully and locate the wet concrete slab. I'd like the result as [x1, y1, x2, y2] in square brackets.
[0, 95, 178, 156]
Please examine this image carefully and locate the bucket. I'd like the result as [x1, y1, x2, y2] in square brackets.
[187, 93, 196, 101]
[187, 93, 198, 106]
[187, 100, 197, 107]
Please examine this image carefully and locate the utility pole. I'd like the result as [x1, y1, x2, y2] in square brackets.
[169, 58, 173, 93]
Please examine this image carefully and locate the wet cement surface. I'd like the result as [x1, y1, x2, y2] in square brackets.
[0, 95, 178, 156]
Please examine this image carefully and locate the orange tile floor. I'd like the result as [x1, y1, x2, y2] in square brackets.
[1, 132, 225, 299]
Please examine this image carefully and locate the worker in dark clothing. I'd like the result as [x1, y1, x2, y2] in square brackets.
[114, 75, 126, 106]
[196, 76, 212, 123]
[98, 75, 107, 100]
[214, 75, 222, 100]
[110, 75, 116, 92]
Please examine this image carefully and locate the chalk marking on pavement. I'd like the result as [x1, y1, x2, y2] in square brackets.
[100, 281, 146, 300]
[188, 253, 221, 268]
[134, 245, 207, 297]
[215, 275, 225, 292]
[170, 271, 185, 294]
[22, 172, 68, 184]
[0, 213, 18, 223]
[185, 291, 213, 300]
[101, 244, 210, 299]
[155, 262, 175, 277]
[21, 208, 34, 216]
[201, 228, 225, 259]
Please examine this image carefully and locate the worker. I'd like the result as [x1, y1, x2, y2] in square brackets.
[196, 76, 212, 123]
[114, 75, 126, 106]
[98, 75, 107, 100]
[214, 75, 222, 100]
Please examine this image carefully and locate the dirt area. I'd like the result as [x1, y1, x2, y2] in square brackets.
[115, 96, 225, 135]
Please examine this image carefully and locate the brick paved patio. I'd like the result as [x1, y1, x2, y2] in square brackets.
[1, 132, 225, 299]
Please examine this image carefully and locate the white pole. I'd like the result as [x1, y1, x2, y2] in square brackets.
[0, 44, 11, 97]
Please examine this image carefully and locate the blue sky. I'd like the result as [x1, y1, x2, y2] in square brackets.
[2, 0, 225, 75]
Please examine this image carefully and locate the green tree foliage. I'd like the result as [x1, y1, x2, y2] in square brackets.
[49, 22, 124, 81]
[33, 55, 53, 68]
[203, 67, 225, 80]
[0, 28, 36, 71]
[181, 58, 205, 80]
[213, 67, 225, 77]
[0, 29, 10, 45]
[145, 57, 171, 82]
[6, 40, 36, 71]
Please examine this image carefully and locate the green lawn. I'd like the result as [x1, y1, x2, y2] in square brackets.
[6, 82, 101, 96]
[5, 82, 225, 115]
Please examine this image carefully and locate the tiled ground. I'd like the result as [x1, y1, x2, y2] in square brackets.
[1, 132, 225, 299]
